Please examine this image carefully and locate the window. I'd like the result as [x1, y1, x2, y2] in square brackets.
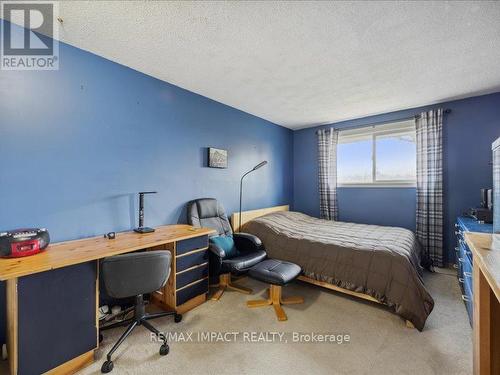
[337, 120, 416, 186]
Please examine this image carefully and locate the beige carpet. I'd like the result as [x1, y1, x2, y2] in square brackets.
[1, 272, 472, 375]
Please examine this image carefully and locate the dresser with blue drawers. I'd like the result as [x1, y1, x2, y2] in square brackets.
[455, 216, 493, 326]
[151, 234, 210, 314]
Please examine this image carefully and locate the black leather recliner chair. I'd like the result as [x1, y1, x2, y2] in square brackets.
[187, 198, 266, 300]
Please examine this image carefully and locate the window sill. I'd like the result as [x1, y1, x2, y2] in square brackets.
[337, 183, 416, 188]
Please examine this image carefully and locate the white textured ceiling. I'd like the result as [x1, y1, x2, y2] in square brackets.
[32, 1, 500, 128]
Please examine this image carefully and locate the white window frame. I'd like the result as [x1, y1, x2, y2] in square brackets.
[337, 120, 416, 188]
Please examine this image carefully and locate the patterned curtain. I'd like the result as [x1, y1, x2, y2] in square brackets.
[317, 128, 339, 220]
[416, 109, 444, 267]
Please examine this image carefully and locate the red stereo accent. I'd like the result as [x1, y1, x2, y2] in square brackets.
[0, 228, 50, 258]
[10, 239, 41, 257]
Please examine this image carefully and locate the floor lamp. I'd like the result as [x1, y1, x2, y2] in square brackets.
[239, 161, 268, 232]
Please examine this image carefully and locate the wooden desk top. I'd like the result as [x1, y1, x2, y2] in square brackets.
[0, 225, 215, 281]
[465, 232, 500, 302]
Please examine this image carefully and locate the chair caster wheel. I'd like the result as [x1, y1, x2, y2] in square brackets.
[174, 313, 182, 323]
[99, 333, 104, 343]
[101, 360, 114, 373]
[159, 343, 169, 356]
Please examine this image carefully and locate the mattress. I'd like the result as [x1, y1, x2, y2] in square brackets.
[243, 211, 434, 330]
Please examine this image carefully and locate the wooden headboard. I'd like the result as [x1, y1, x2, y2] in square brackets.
[231, 205, 289, 232]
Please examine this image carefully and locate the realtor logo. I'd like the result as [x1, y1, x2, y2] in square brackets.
[1, 1, 59, 70]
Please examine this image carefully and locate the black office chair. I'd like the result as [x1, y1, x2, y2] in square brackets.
[187, 198, 266, 300]
[99, 251, 182, 373]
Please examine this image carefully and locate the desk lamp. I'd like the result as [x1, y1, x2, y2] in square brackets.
[134, 191, 157, 233]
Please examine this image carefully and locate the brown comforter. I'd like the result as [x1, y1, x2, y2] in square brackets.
[243, 211, 434, 331]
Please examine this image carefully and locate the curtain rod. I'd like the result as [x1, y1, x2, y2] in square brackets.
[316, 108, 451, 134]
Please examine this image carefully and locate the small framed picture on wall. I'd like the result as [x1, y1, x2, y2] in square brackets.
[208, 147, 228, 168]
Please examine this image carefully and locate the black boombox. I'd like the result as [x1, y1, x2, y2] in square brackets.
[0, 228, 50, 258]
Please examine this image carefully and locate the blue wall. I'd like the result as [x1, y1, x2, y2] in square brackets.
[0, 38, 293, 242]
[0, 22, 293, 345]
[294, 92, 500, 264]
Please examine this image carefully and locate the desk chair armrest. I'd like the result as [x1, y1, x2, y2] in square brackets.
[234, 233, 262, 252]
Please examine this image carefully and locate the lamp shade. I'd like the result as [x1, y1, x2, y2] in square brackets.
[252, 161, 268, 171]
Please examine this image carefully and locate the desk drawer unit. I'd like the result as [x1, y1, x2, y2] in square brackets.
[176, 249, 209, 272]
[176, 278, 210, 306]
[151, 234, 209, 314]
[176, 263, 209, 289]
[454, 217, 492, 327]
[176, 236, 208, 256]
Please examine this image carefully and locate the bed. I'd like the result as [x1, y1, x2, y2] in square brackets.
[231, 206, 434, 331]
